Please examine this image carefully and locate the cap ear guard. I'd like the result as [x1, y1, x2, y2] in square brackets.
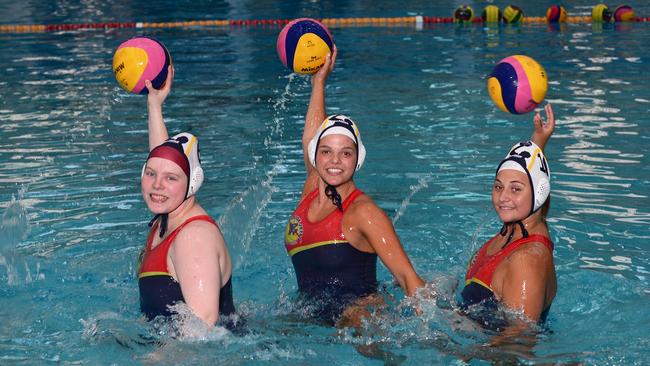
[187, 165, 204, 197]
[355, 141, 366, 171]
[534, 175, 550, 212]
[308, 114, 366, 171]
[171, 132, 203, 198]
[308, 137, 318, 168]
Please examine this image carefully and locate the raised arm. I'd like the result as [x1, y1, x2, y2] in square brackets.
[530, 103, 555, 151]
[347, 201, 425, 296]
[145, 65, 174, 151]
[302, 46, 337, 174]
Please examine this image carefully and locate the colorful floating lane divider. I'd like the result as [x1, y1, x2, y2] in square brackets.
[1, 15, 650, 33]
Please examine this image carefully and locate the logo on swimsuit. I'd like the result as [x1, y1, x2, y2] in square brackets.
[285, 216, 303, 246]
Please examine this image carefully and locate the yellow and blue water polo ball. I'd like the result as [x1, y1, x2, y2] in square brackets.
[592, 4, 613, 22]
[503, 5, 524, 23]
[454, 5, 475, 23]
[614, 5, 635, 22]
[277, 18, 333, 74]
[482, 5, 502, 23]
[546, 5, 567, 23]
[487, 55, 548, 115]
[113, 36, 171, 95]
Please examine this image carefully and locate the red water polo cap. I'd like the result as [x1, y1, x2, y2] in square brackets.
[147, 144, 190, 177]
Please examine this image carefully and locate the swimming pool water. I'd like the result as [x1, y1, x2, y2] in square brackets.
[2, 1, 650, 365]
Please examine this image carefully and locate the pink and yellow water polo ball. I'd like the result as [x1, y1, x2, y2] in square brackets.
[113, 36, 172, 94]
[614, 5, 635, 22]
[487, 55, 548, 115]
[277, 18, 333, 74]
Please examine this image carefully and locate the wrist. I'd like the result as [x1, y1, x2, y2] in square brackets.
[147, 100, 163, 111]
[531, 133, 548, 149]
[311, 77, 327, 88]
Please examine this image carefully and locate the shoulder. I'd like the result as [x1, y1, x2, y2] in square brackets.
[173, 217, 225, 252]
[347, 193, 380, 214]
[345, 193, 391, 225]
[505, 240, 553, 273]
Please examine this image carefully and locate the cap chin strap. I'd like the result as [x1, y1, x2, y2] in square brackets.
[499, 220, 529, 249]
[148, 196, 189, 238]
[498, 195, 546, 249]
[324, 184, 343, 212]
[149, 213, 169, 238]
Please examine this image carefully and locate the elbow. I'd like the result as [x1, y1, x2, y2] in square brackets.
[201, 313, 219, 327]
[193, 308, 219, 327]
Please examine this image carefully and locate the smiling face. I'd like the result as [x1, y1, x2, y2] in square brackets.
[141, 157, 188, 214]
[315, 134, 357, 186]
[492, 169, 533, 223]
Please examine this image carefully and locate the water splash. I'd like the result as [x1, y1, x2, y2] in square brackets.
[0, 192, 42, 285]
[392, 174, 433, 225]
[0, 194, 30, 250]
[218, 181, 278, 269]
[218, 73, 297, 267]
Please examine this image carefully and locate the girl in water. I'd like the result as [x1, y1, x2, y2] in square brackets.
[137, 66, 235, 327]
[461, 103, 556, 333]
[284, 47, 425, 326]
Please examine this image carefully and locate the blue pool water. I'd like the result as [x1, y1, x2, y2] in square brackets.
[2, 1, 650, 364]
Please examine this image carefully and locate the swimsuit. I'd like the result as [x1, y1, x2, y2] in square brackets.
[138, 215, 235, 321]
[285, 188, 377, 324]
[461, 234, 554, 330]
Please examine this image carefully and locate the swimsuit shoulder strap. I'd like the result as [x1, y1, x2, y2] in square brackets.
[342, 189, 364, 211]
[166, 215, 218, 242]
[501, 234, 554, 258]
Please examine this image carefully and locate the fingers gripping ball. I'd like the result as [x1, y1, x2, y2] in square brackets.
[454, 5, 475, 23]
[113, 37, 172, 95]
[487, 55, 548, 115]
[614, 5, 635, 22]
[277, 18, 333, 74]
[546, 5, 567, 23]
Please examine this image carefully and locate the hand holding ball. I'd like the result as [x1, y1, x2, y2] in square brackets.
[277, 18, 334, 74]
[113, 36, 172, 94]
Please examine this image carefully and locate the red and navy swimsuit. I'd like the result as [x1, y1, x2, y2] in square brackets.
[138, 215, 235, 321]
[285, 189, 377, 323]
[461, 234, 554, 329]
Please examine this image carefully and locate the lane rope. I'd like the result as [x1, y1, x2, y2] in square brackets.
[1, 15, 649, 34]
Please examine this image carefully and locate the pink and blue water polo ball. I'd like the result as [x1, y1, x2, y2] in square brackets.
[113, 37, 172, 94]
[546, 5, 567, 23]
[487, 55, 548, 115]
[277, 18, 333, 74]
